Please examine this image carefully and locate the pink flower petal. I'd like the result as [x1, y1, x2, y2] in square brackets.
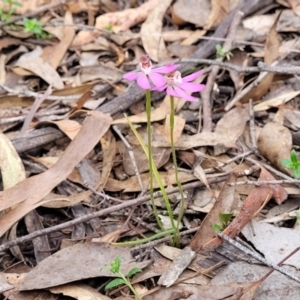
[137, 74, 151, 90]
[123, 72, 140, 81]
[149, 72, 166, 87]
[153, 64, 179, 74]
[152, 84, 166, 92]
[166, 86, 180, 98]
[180, 82, 205, 92]
[182, 70, 203, 82]
[173, 86, 198, 101]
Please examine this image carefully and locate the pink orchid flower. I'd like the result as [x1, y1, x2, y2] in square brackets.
[156, 70, 205, 102]
[123, 54, 178, 90]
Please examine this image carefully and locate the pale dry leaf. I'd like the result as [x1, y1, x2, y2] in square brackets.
[50, 120, 81, 140]
[204, 0, 230, 30]
[254, 90, 300, 111]
[172, 0, 211, 26]
[0, 133, 26, 190]
[14, 57, 64, 89]
[95, 0, 160, 33]
[257, 121, 292, 174]
[242, 220, 300, 268]
[158, 246, 196, 287]
[163, 115, 185, 144]
[49, 283, 111, 300]
[140, 0, 172, 62]
[41, 191, 92, 209]
[0, 111, 112, 237]
[19, 243, 149, 290]
[242, 14, 276, 37]
[214, 106, 249, 155]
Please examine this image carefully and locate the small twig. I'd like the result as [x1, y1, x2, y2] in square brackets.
[229, 179, 300, 186]
[112, 125, 144, 192]
[82, 181, 124, 203]
[0, 108, 70, 124]
[217, 232, 300, 283]
[0, 83, 81, 101]
[248, 99, 258, 153]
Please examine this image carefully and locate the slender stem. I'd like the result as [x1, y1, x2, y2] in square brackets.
[125, 115, 177, 244]
[145, 89, 164, 230]
[119, 273, 142, 300]
[112, 229, 175, 246]
[170, 95, 185, 246]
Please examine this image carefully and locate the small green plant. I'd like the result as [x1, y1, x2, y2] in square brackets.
[280, 149, 300, 179]
[0, 0, 22, 22]
[213, 212, 234, 231]
[216, 44, 233, 60]
[23, 18, 52, 39]
[105, 256, 142, 300]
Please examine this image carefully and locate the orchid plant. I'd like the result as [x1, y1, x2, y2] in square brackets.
[123, 54, 205, 245]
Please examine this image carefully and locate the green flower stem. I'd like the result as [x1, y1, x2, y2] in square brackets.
[125, 114, 178, 245]
[118, 273, 141, 300]
[112, 228, 175, 246]
[145, 89, 164, 230]
[170, 95, 185, 245]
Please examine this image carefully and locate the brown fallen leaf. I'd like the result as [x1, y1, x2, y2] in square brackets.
[18, 243, 149, 290]
[41, 11, 75, 69]
[105, 170, 196, 192]
[0, 111, 112, 237]
[204, 0, 230, 30]
[257, 121, 292, 174]
[200, 166, 288, 251]
[241, 12, 280, 102]
[214, 106, 249, 155]
[97, 129, 116, 190]
[14, 56, 64, 90]
[140, 0, 172, 62]
[190, 174, 237, 252]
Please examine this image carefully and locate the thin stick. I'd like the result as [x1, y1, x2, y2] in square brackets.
[229, 179, 300, 186]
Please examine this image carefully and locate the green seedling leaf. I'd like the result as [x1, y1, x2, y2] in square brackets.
[219, 213, 233, 225]
[212, 223, 222, 231]
[293, 168, 300, 179]
[280, 158, 294, 168]
[110, 256, 122, 274]
[290, 150, 300, 166]
[126, 267, 142, 278]
[12, 1, 22, 6]
[105, 278, 126, 290]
